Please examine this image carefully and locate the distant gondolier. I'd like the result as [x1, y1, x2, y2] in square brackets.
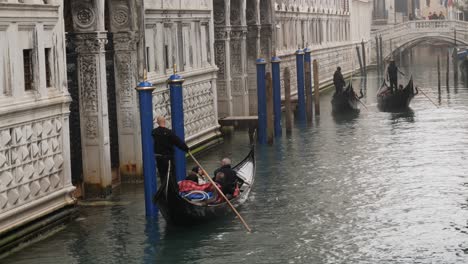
[333, 67, 346, 94]
[387, 60, 405, 93]
[152, 116, 189, 182]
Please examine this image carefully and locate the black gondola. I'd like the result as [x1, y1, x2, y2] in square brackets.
[331, 83, 363, 113]
[154, 147, 255, 226]
[377, 78, 418, 111]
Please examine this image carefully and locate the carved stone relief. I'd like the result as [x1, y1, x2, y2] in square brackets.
[110, 1, 131, 31]
[78, 55, 98, 113]
[71, 1, 97, 31]
[0, 117, 65, 213]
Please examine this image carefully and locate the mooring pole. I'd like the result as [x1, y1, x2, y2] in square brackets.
[313, 59, 320, 116]
[375, 35, 380, 77]
[284, 67, 292, 134]
[446, 50, 450, 89]
[271, 56, 282, 137]
[266, 72, 274, 145]
[304, 48, 313, 122]
[256, 58, 267, 144]
[168, 70, 186, 182]
[379, 35, 384, 75]
[361, 39, 367, 76]
[135, 80, 158, 217]
[453, 47, 459, 85]
[437, 55, 441, 92]
[296, 49, 306, 122]
[356, 45, 364, 76]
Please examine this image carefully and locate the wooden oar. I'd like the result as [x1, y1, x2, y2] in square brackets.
[188, 152, 252, 233]
[417, 87, 439, 108]
[354, 95, 369, 111]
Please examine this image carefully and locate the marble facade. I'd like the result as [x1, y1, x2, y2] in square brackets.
[0, 0, 75, 233]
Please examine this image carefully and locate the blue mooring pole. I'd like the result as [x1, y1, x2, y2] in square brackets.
[135, 81, 158, 217]
[271, 56, 282, 138]
[304, 48, 313, 121]
[256, 58, 267, 144]
[168, 73, 187, 182]
[296, 49, 306, 122]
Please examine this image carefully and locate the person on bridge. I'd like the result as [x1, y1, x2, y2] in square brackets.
[387, 60, 405, 93]
[152, 116, 189, 182]
[333, 67, 346, 94]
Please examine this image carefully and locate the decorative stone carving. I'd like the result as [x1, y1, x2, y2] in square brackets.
[71, 1, 97, 31]
[85, 117, 98, 139]
[78, 55, 98, 113]
[74, 33, 108, 54]
[113, 32, 138, 52]
[110, 1, 131, 31]
[0, 117, 66, 214]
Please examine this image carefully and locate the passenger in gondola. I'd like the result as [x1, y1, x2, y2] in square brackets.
[152, 116, 189, 182]
[213, 158, 241, 198]
[387, 59, 405, 93]
[191, 166, 207, 184]
[333, 66, 346, 94]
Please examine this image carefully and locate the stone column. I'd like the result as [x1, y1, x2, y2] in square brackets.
[230, 0, 249, 116]
[112, 32, 142, 179]
[71, 0, 112, 197]
[246, 0, 261, 115]
[214, 0, 233, 117]
[107, 0, 143, 180]
[73, 32, 112, 197]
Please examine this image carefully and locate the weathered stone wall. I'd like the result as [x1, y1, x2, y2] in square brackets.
[144, 1, 220, 146]
[0, 1, 75, 233]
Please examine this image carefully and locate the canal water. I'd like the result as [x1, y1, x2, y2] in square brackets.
[6, 46, 468, 263]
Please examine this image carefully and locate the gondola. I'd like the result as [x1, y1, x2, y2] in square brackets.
[377, 77, 418, 111]
[331, 83, 363, 113]
[154, 147, 255, 226]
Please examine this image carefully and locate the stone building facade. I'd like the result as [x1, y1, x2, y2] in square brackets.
[0, 0, 75, 233]
[0, 0, 372, 235]
[214, 0, 372, 116]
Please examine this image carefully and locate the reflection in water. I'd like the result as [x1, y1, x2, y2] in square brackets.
[5, 46, 468, 264]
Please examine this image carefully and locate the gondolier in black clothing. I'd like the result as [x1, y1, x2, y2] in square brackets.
[152, 116, 189, 182]
[387, 59, 405, 93]
[333, 67, 346, 94]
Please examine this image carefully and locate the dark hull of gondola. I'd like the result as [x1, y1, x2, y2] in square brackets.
[377, 78, 416, 112]
[331, 83, 360, 113]
[154, 148, 255, 226]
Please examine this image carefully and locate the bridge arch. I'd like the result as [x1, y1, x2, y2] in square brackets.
[372, 20, 468, 64]
[382, 36, 468, 62]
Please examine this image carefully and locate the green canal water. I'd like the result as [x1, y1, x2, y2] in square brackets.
[5, 46, 468, 263]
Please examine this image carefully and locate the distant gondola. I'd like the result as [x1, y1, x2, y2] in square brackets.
[154, 147, 255, 226]
[331, 83, 363, 113]
[377, 78, 417, 111]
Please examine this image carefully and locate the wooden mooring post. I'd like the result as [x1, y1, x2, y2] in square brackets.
[313, 59, 320, 116]
[266, 72, 274, 145]
[446, 50, 450, 90]
[375, 35, 380, 77]
[453, 48, 459, 85]
[284, 68, 292, 134]
[361, 40, 367, 76]
[437, 56, 441, 92]
[356, 45, 364, 76]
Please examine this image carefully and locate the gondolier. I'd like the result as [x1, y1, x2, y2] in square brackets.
[387, 59, 405, 93]
[333, 67, 346, 94]
[152, 116, 189, 182]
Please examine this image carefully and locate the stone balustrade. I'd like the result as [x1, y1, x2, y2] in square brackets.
[371, 20, 468, 63]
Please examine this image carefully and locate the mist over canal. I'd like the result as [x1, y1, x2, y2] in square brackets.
[6, 46, 468, 264]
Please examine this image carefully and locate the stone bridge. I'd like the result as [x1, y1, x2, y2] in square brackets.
[371, 20, 468, 63]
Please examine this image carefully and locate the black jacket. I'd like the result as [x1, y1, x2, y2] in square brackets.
[213, 165, 240, 195]
[152, 127, 189, 157]
[333, 71, 345, 88]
